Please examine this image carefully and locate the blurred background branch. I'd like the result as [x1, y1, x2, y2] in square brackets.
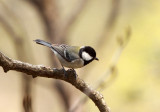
[70, 27, 131, 112]
[0, 3, 34, 111]
[97, 0, 121, 47]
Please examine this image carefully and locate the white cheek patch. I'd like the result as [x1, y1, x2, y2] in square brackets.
[82, 51, 93, 61]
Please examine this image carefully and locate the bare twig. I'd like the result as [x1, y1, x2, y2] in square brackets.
[97, 27, 131, 90]
[106, 0, 121, 29]
[0, 51, 110, 112]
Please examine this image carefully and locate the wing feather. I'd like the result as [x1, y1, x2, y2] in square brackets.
[51, 45, 80, 62]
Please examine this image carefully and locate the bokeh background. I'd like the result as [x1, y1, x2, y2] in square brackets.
[0, 0, 160, 112]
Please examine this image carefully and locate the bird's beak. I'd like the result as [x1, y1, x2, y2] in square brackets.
[95, 57, 99, 61]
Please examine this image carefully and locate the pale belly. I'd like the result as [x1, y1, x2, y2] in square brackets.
[60, 58, 84, 68]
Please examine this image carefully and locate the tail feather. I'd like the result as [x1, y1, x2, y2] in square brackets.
[34, 39, 51, 48]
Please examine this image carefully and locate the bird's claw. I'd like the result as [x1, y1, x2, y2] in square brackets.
[54, 67, 77, 79]
[63, 68, 67, 77]
[69, 69, 77, 79]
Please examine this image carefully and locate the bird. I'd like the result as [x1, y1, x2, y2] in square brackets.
[34, 39, 98, 76]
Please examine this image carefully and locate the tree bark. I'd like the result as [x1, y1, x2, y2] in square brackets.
[0, 51, 110, 112]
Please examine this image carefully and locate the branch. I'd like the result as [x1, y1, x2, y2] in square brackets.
[70, 27, 131, 111]
[0, 51, 110, 112]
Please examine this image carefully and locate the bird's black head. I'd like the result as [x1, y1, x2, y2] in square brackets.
[79, 46, 99, 66]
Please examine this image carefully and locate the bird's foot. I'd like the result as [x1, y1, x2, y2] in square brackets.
[63, 69, 67, 77]
[59, 67, 77, 79]
[70, 68, 77, 79]
[60, 66, 68, 77]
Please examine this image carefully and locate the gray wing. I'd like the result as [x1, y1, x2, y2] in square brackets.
[51, 44, 80, 62]
[65, 46, 80, 62]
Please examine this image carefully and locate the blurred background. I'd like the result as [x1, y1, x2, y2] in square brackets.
[0, 0, 160, 112]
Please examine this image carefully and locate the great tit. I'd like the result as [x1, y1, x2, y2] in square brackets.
[34, 39, 98, 72]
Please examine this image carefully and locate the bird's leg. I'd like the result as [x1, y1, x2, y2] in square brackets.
[71, 68, 77, 79]
[61, 65, 67, 77]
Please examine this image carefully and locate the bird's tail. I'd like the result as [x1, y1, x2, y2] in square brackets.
[34, 39, 52, 48]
